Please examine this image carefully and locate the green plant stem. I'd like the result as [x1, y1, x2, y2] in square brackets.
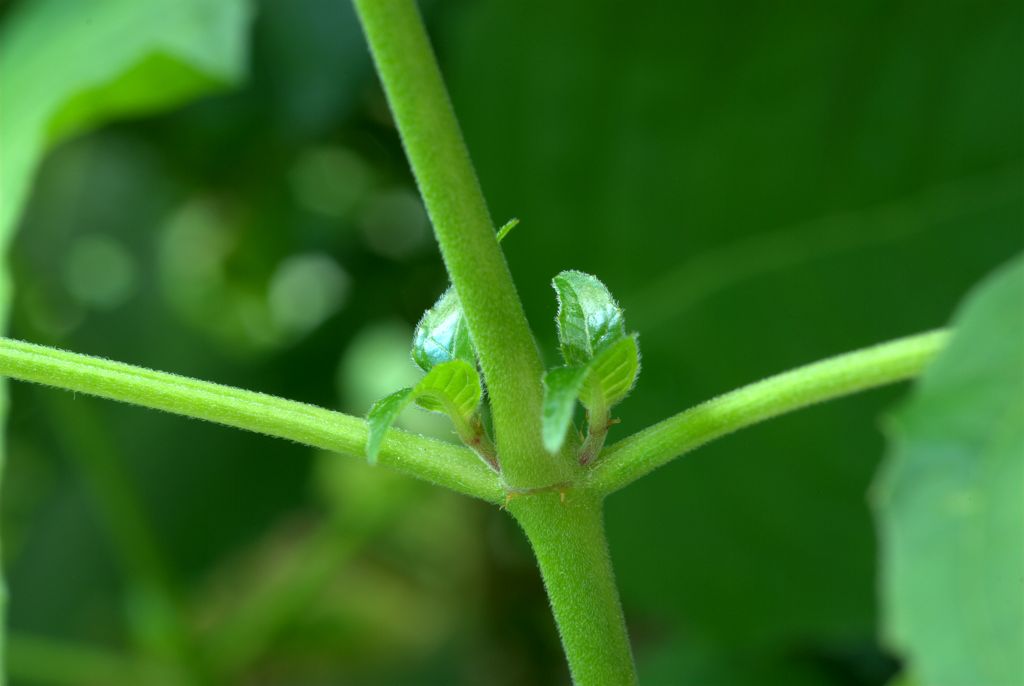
[352, 0, 558, 489]
[589, 329, 950, 494]
[0, 337, 502, 504]
[510, 493, 637, 685]
[578, 402, 610, 466]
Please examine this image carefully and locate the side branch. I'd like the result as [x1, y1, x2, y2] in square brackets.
[588, 330, 949, 495]
[0, 338, 502, 503]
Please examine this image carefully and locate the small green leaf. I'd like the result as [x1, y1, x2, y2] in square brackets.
[496, 217, 520, 242]
[544, 273, 640, 456]
[365, 388, 415, 465]
[411, 287, 475, 372]
[553, 270, 626, 367]
[580, 335, 640, 411]
[874, 255, 1024, 686]
[411, 220, 518, 371]
[365, 360, 485, 464]
[542, 336, 641, 454]
[414, 359, 483, 420]
[542, 366, 590, 453]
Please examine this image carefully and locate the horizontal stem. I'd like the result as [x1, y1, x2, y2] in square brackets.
[0, 338, 503, 504]
[588, 330, 949, 495]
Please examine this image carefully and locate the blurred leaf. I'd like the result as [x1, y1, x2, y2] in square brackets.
[0, 0, 250, 673]
[366, 360, 484, 464]
[412, 288, 476, 373]
[873, 256, 1024, 686]
[0, 0, 251, 252]
[553, 270, 626, 367]
[541, 365, 589, 453]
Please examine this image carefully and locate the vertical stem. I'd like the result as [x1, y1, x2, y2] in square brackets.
[353, 0, 563, 489]
[511, 493, 638, 685]
[352, 5, 636, 683]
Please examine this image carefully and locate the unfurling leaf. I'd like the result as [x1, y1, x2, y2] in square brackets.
[365, 360, 484, 464]
[496, 217, 520, 242]
[366, 388, 415, 465]
[544, 271, 640, 457]
[412, 287, 475, 372]
[413, 358, 483, 418]
[542, 366, 589, 453]
[580, 335, 640, 411]
[553, 270, 626, 367]
[409, 218, 518, 372]
[542, 335, 640, 453]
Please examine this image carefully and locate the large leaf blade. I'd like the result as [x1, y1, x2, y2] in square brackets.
[0, 1, 251, 671]
[0, 0, 251, 251]
[873, 256, 1024, 686]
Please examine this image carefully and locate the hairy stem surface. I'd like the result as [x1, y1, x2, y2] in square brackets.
[0, 338, 502, 503]
[590, 330, 949, 494]
[352, 0, 559, 488]
[510, 493, 637, 685]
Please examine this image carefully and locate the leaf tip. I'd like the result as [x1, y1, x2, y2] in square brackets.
[496, 217, 520, 242]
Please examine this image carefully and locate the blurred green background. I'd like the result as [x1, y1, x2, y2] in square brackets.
[1, 0, 1021, 684]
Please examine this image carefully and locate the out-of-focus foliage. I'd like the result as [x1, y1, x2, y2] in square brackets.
[0, 0, 250, 680]
[874, 256, 1023, 686]
[0, 0, 251, 292]
[1, 0, 1021, 684]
